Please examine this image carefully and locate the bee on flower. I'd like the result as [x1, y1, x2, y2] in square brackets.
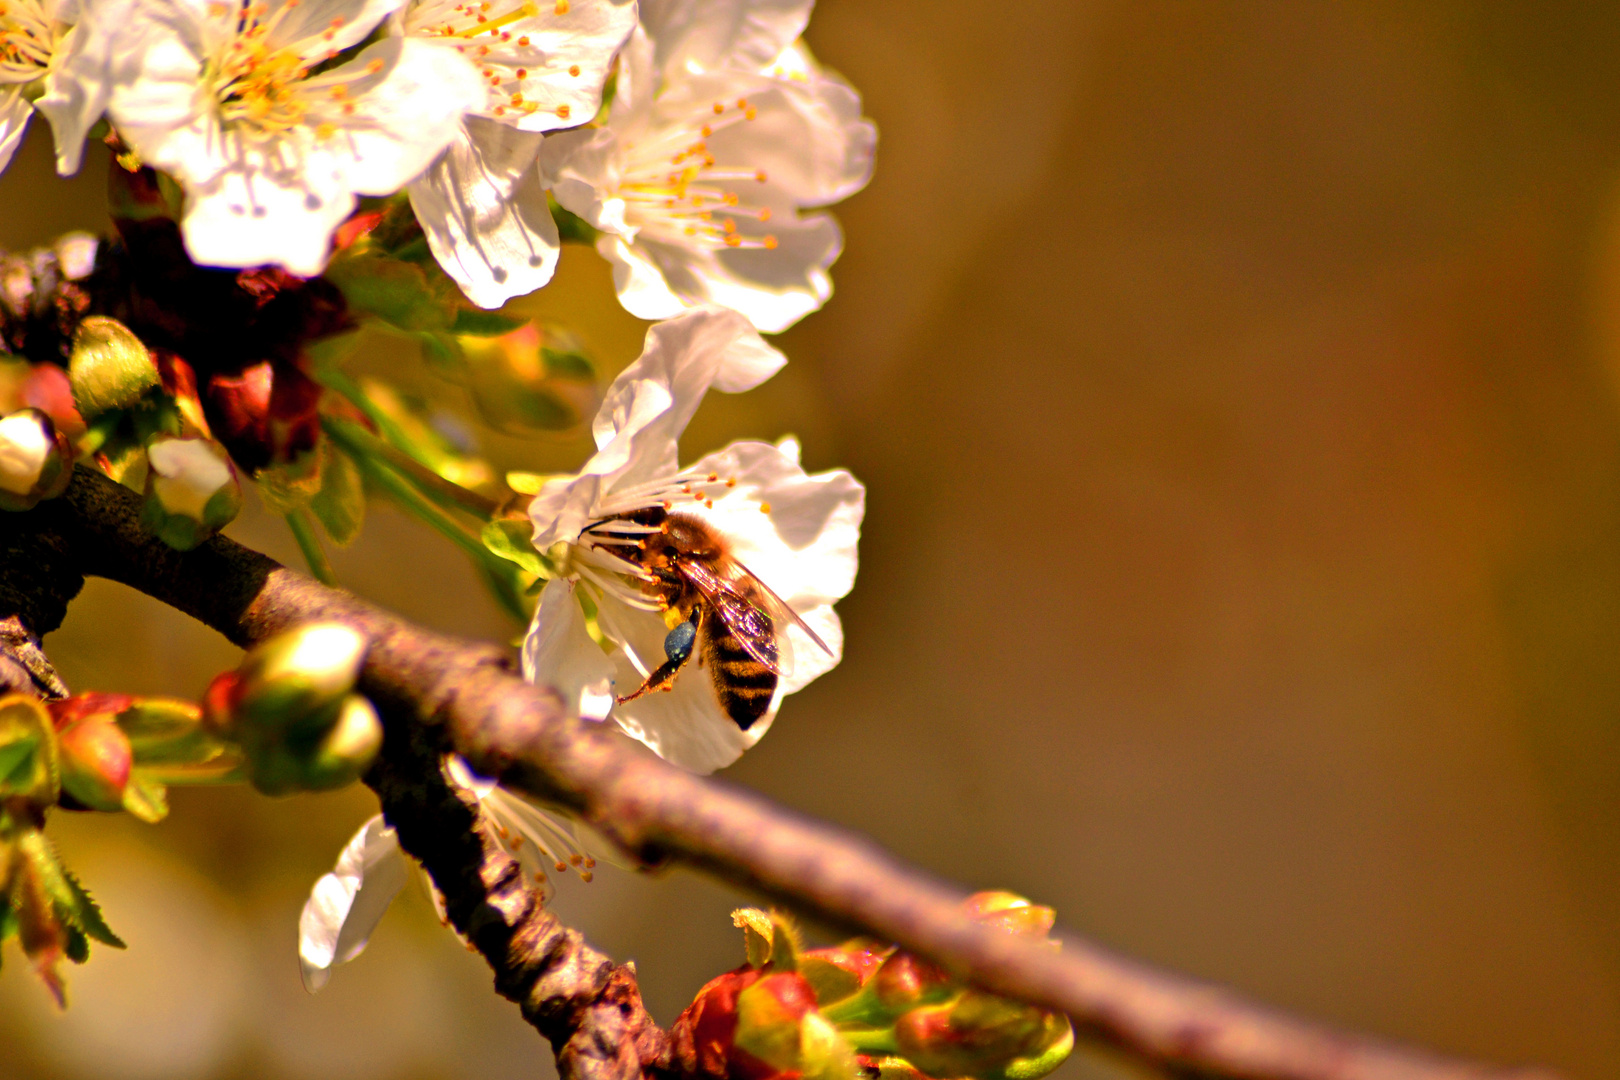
[395, 0, 635, 309]
[85, 0, 487, 275]
[540, 0, 877, 333]
[523, 304, 865, 773]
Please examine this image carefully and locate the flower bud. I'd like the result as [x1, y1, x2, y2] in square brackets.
[734, 973, 858, 1080]
[233, 623, 367, 729]
[69, 316, 160, 420]
[872, 952, 955, 1015]
[297, 694, 383, 791]
[56, 718, 132, 812]
[961, 892, 1056, 939]
[0, 694, 58, 803]
[141, 435, 242, 550]
[892, 993, 1073, 1080]
[0, 409, 71, 511]
[21, 364, 85, 441]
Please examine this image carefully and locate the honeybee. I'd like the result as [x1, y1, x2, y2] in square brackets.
[581, 506, 832, 730]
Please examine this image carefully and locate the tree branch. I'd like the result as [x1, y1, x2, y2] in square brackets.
[0, 466, 1561, 1080]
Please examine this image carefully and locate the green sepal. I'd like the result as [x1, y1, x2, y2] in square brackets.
[996, 1020, 1074, 1080]
[17, 830, 124, 950]
[255, 442, 324, 515]
[482, 517, 546, 576]
[0, 695, 58, 803]
[120, 774, 169, 823]
[551, 201, 599, 245]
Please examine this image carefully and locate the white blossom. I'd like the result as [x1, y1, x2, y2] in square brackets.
[398, 0, 635, 309]
[523, 305, 864, 773]
[99, 0, 486, 275]
[538, 0, 874, 333]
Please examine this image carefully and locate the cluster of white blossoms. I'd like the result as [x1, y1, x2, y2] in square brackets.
[0, 0, 873, 324]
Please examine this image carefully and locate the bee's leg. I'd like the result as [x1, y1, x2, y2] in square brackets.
[618, 612, 699, 704]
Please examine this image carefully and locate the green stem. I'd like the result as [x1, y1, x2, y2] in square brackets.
[323, 414, 499, 519]
[285, 509, 338, 586]
[333, 429, 516, 584]
[838, 1028, 900, 1055]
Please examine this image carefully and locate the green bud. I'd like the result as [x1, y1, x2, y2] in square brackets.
[141, 436, 242, 550]
[234, 622, 367, 728]
[0, 695, 57, 803]
[893, 993, 1073, 1080]
[297, 694, 382, 791]
[0, 409, 71, 511]
[57, 719, 132, 812]
[69, 316, 159, 419]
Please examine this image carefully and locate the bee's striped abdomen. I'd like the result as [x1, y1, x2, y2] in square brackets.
[704, 620, 777, 730]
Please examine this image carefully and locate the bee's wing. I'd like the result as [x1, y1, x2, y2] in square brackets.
[675, 559, 786, 675]
[729, 559, 835, 658]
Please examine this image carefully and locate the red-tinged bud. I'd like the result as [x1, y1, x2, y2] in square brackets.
[672, 967, 851, 1080]
[872, 952, 954, 1014]
[961, 893, 1056, 939]
[153, 352, 211, 438]
[670, 967, 769, 1080]
[205, 361, 321, 472]
[47, 693, 135, 731]
[201, 671, 242, 737]
[0, 409, 72, 511]
[801, 941, 891, 1007]
[332, 211, 385, 252]
[57, 718, 132, 812]
[892, 992, 1073, 1080]
[21, 364, 85, 440]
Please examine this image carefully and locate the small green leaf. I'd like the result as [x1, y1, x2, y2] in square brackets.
[57, 865, 124, 949]
[255, 442, 324, 515]
[452, 308, 528, 337]
[121, 775, 169, 823]
[482, 518, 545, 576]
[311, 445, 365, 546]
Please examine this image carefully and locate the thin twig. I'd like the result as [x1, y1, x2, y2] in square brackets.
[5, 467, 1561, 1080]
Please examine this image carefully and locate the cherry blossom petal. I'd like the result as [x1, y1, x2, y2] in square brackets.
[638, 0, 811, 81]
[408, 117, 558, 309]
[528, 306, 784, 548]
[521, 577, 616, 721]
[0, 90, 32, 176]
[298, 815, 410, 993]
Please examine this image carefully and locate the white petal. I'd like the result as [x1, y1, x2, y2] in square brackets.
[638, 0, 812, 81]
[528, 307, 785, 548]
[400, 0, 635, 132]
[275, 0, 408, 59]
[594, 590, 764, 774]
[178, 146, 355, 275]
[521, 577, 616, 721]
[539, 125, 631, 236]
[298, 816, 410, 993]
[0, 90, 32, 176]
[325, 37, 487, 196]
[409, 118, 558, 309]
[35, 0, 150, 178]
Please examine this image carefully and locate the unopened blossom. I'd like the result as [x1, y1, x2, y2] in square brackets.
[397, 0, 634, 308]
[100, 0, 485, 275]
[523, 305, 864, 773]
[540, 0, 876, 333]
[298, 757, 597, 991]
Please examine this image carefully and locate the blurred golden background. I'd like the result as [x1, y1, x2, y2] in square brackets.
[4, 1, 1620, 1077]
